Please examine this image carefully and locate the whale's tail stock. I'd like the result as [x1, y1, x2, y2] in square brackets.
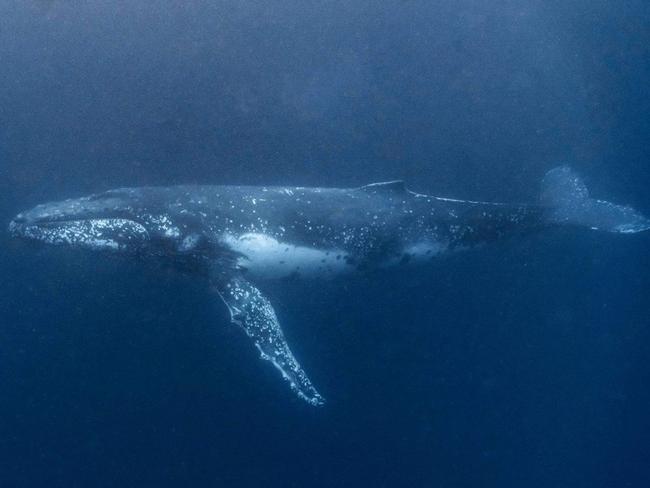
[540, 166, 650, 234]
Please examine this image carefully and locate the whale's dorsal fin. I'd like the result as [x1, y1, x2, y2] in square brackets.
[211, 272, 324, 406]
[358, 180, 406, 193]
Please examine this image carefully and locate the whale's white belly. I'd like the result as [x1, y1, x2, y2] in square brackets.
[221, 233, 353, 279]
[221, 232, 448, 279]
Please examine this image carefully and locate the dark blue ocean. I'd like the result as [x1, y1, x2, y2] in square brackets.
[1, 1, 649, 486]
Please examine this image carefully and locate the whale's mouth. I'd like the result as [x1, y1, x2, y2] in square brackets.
[9, 217, 149, 251]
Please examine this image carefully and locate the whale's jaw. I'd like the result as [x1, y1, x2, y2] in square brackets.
[9, 217, 149, 252]
[9, 192, 151, 252]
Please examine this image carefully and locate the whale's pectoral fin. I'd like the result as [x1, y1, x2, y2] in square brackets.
[212, 273, 325, 406]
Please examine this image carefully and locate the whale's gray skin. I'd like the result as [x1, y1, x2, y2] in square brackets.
[8, 167, 650, 405]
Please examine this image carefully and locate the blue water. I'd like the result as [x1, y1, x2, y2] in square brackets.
[1, 1, 650, 486]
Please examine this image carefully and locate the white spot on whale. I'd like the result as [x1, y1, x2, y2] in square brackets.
[382, 240, 447, 267]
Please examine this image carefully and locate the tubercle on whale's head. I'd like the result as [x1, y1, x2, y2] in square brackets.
[7, 188, 199, 254]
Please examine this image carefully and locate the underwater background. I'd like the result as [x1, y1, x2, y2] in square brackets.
[1, 1, 649, 486]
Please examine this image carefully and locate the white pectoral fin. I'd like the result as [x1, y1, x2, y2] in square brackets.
[213, 274, 325, 406]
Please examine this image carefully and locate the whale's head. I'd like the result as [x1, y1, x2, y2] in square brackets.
[9, 188, 207, 256]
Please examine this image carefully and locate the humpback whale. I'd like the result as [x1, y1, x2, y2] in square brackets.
[8, 167, 650, 405]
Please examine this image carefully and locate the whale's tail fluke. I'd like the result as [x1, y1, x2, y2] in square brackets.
[540, 166, 650, 233]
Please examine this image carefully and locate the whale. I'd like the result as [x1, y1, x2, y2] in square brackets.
[8, 167, 650, 405]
